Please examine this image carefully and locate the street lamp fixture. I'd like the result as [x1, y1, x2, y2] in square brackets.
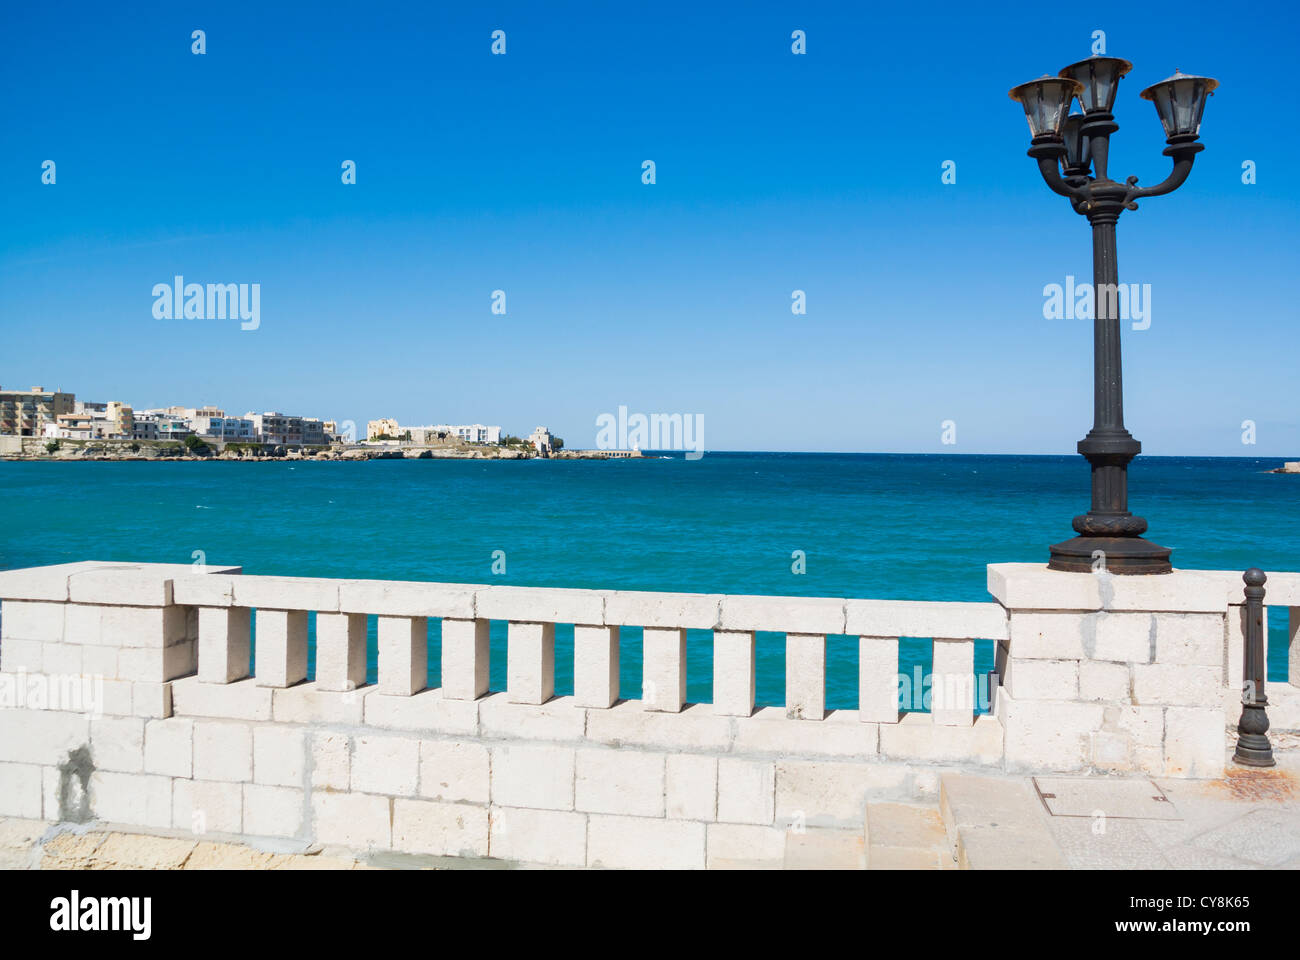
[1009, 56, 1218, 574]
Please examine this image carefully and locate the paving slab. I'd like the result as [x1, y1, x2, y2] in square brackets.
[939, 775, 1065, 870]
[1033, 777, 1181, 820]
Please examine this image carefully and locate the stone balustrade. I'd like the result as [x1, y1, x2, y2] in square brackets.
[0, 559, 1296, 868]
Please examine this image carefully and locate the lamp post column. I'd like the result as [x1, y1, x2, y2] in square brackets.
[1048, 199, 1171, 574]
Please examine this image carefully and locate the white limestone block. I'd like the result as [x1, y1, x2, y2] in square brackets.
[0, 636, 43, 673]
[732, 707, 881, 759]
[377, 615, 428, 697]
[706, 822, 787, 869]
[172, 573, 237, 607]
[785, 633, 826, 720]
[81, 643, 120, 680]
[0, 762, 42, 818]
[0, 600, 64, 642]
[1092, 612, 1156, 663]
[586, 814, 705, 869]
[1164, 706, 1226, 778]
[242, 783, 303, 838]
[311, 792, 391, 850]
[642, 626, 686, 713]
[418, 739, 489, 803]
[604, 590, 721, 629]
[1078, 659, 1129, 702]
[89, 770, 172, 829]
[717, 757, 776, 825]
[98, 605, 190, 649]
[233, 575, 340, 612]
[198, 606, 251, 683]
[351, 735, 420, 796]
[254, 609, 308, 688]
[998, 690, 1104, 772]
[441, 617, 489, 700]
[144, 718, 193, 778]
[478, 693, 585, 741]
[364, 688, 479, 736]
[172, 778, 242, 834]
[490, 743, 574, 810]
[845, 598, 1007, 641]
[89, 715, 144, 773]
[1154, 613, 1226, 666]
[41, 642, 82, 676]
[170, 675, 272, 721]
[878, 713, 1004, 765]
[393, 798, 489, 857]
[573, 624, 620, 708]
[930, 638, 974, 726]
[0, 708, 89, 765]
[988, 563, 1230, 614]
[253, 724, 306, 787]
[774, 760, 904, 828]
[858, 636, 900, 723]
[193, 720, 252, 782]
[311, 732, 350, 790]
[1131, 663, 1221, 707]
[719, 595, 845, 635]
[339, 579, 479, 618]
[488, 807, 586, 866]
[313, 612, 366, 691]
[118, 641, 195, 683]
[271, 683, 370, 725]
[506, 621, 554, 705]
[574, 748, 665, 817]
[1007, 611, 1088, 660]
[130, 680, 173, 718]
[585, 700, 732, 752]
[475, 585, 606, 625]
[666, 754, 717, 821]
[1002, 656, 1079, 701]
[712, 630, 755, 717]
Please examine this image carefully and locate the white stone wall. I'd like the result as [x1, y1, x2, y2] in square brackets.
[1, 560, 1295, 867]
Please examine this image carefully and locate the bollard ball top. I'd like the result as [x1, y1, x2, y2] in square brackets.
[1243, 568, 1267, 587]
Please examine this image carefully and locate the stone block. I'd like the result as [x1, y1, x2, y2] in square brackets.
[507, 620, 554, 704]
[859, 636, 900, 723]
[575, 748, 665, 817]
[243, 783, 303, 837]
[475, 585, 606, 625]
[878, 713, 1003, 765]
[732, 707, 880, 758]
[311, 732, 350, 790]
[440, 617, 489, 701]
[573, 623, 620, 708]
[90, 715, 144, 773]
[642, 626, 686, 713]
[253, 724, 306, 787]
[364, 688, 478, 736]
[0, 600, 64, 642]
[117, 641, 195, 683]
[393, 798, 489, 857]
[193, 720, 252, 782]
[1002, 655, 1079, 701]
[712, 630, 755, 717]
[586, 815, 705, 869]
[339, 579, 479, 618]
[234, 576, 340, 612]
[173, 778, 242, 835]
[271, 683, 370, 725]
[254, 609, 308, 688]
[666, 754, 716, 821]
[1166, 706, 1226, 779]
[171, 676, 272, 721]
[418, 739, 489, 803]
[488, 807, 585, 866]
[1131, 663, 1222, 707]
[314, 612, 366, 691]
[377, 615, 428, 697]
[845, 599, 1007, 641]
[931, 638, 974, 726]
[0, 636, 43, 673]
[89, 770, 172, 829]
[585, 700, 733, 752]
[705, 822, 786, 869]
[0, 708, 89, 765]
[785, 633, 826, 720]
[131, 681, 173, 718]
[717, 758, 775, 825]
[774, 761, 908, 828]
[144, 718, 193, 778]
[490, 743, 574, 810]
[478, 693, 585, 741]
[719, 595, 845, 635]
[0, 762, 42, 818]
[604, 591, 721, 629]
[999, 691, 1103, 772]
[311, 792, 391, 850]
[351, 735, 420, 796]
[1155, 613, 1226, 666]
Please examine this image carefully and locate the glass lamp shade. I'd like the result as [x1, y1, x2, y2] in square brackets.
[1140, 71, 1219, 138]
[1058, 56, 1133, 113]
[1062, 113, 1092, 171]
[1008, 75, 1084, 138]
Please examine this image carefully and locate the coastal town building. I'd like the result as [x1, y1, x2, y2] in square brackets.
[0, 386, 74, 436]
[193, 416, 256, 440]
[528, 426, 553, 455]
[367, 419, 503, 444]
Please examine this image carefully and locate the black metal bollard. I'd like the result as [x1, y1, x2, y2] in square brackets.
[1232, 568, 1275, 767]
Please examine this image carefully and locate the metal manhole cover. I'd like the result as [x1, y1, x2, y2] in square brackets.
[1032, 777, 1182, 820]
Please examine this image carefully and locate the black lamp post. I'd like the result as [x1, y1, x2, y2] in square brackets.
[1010, 59, 1218, 575]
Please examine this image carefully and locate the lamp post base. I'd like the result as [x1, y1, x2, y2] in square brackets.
[1048, 535, 1172, 574]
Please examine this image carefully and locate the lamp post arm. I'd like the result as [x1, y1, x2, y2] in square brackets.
[1035, 156, 1090, 202]
[1126, 156, 1195, 201]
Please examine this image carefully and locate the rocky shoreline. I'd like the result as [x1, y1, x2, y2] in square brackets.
[0, 438, 634, 462]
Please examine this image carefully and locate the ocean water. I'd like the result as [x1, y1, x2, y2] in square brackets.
[1, 453, 1295, 709]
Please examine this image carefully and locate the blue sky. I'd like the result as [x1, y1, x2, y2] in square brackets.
[2, 0, 1297, 455]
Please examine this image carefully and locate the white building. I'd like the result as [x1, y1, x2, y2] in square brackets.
[431, 424, 502, 444]
[193, 416, 256, 440]
[528, 426, 553, 455]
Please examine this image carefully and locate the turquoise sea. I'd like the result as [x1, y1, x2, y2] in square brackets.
[1, 453, 1296, 708]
